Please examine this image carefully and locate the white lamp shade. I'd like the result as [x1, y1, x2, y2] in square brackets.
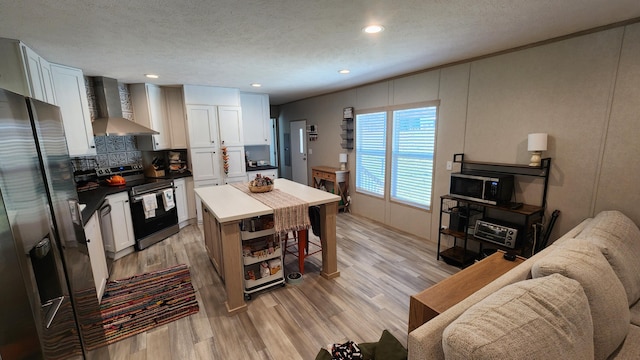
[528, 133, 548, 151]
[339, 153, 348, 163]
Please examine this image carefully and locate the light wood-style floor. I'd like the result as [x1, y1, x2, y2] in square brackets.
[93, 213, 458, 359]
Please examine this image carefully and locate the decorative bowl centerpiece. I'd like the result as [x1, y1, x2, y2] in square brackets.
[248, 174, 274, 193]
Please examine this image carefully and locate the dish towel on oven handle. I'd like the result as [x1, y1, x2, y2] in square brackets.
[142, 193, 158, 219]
[162, 188, 175, 211]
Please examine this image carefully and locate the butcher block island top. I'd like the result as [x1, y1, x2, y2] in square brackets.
[195, 178, 341, 315]
[195, 178, 340, 222]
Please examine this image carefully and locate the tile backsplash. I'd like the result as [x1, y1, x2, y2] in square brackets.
[71, 78, 141, 172]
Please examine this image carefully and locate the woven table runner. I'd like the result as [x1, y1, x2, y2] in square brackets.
[232, 184, 310, 235]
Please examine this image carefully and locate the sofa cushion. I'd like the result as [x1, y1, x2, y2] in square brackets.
[441, 274, 593, 360]
[631, 300, 640, 327]
[608, 324, 640, 359]
[576, 210, 640, 305]
[532, 239, 630, 359]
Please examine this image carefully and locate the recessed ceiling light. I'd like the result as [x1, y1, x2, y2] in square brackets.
[363, 25, 384, 34]
[251, 83, 262, 88]
[145, 74, 159, 79]
[339, 69, 350, 74]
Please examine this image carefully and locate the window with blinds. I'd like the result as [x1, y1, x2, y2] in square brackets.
[355, 111, 387, 197]
[391, 107, 437, 209]
[355, 105, 437, 209]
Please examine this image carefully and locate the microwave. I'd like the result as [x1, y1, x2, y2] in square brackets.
[449, 172, 514, 205]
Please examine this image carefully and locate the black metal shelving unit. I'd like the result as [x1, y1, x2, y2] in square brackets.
[437, 153, 551, 268]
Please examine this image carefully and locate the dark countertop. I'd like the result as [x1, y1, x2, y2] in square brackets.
[78, 186, 128, 225]
[246, 165, 278, 172]
[78, 172, 193, 225]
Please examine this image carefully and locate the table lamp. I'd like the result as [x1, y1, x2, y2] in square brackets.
[339, 153, 347, 170]
[528, 133, 548, 167]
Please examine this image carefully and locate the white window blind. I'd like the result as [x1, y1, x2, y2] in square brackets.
[355, 111, 387, 196]
[391, 107, 437, 209]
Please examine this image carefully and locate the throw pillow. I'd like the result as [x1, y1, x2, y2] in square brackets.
[576, 210, 640, 305]
[442, 274, 594, 360]
[532, 239, 629, 359]
[315, 348, 331, 360]
[374, 330, 407, 360]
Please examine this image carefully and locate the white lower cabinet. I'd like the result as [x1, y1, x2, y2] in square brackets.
[84, 212, 108, 302]
[104, 192, 136, 259]
[174, 177, 196, 228]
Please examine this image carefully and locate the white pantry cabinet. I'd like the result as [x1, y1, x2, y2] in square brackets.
[182, 85, 240, 106]
[222, 146, 246, 179]
[218, 106, 244, 147]
[187, 105, 219, 148]
[241, 92, 271, 146]
[190, 148, 221, 182]
[50, 63, 96, 156]
[84, 212, 108, 301]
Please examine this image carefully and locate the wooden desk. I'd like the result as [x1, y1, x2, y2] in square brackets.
[408, 251, 525, 333]
[195, 179, 341, 315]
[311, 166, 349, 212]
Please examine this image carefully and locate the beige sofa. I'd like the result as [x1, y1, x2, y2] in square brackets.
[408, 210, 640, 359]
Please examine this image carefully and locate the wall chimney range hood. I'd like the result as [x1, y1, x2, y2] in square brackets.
[91, 77, 158, 136]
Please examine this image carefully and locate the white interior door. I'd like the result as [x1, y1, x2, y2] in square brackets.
[290, 120, 307, 185]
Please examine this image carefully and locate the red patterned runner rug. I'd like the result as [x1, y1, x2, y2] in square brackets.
[232, 183, 310, 235]
[82, 264, 199, 350]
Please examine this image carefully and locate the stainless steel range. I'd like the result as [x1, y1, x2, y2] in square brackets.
[96, 164, 179, 250]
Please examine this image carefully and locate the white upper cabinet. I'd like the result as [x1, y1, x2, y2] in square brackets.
[50, 63, 96, 156]
[241, 92, 271, 146]
[0, 38, 55, 104]
[218, 106, 243, 146]
[130, 83, 171, 150]
[186, 105, 219, 148]
[183, 85, 240, 106]
[1, 38, 94, 156]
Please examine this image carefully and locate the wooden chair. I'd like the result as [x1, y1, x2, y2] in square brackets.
[282, 206, 321, 274]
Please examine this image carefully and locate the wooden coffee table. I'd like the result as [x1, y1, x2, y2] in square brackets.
[408, 250, 525, 333]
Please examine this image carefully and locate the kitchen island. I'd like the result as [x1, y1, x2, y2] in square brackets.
[195, 178, 341, 314]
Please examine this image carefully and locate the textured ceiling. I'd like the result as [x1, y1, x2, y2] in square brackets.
[1, 1, 639, 105]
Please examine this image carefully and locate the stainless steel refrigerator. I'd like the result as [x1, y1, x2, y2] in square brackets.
[0, 88, 107, 359]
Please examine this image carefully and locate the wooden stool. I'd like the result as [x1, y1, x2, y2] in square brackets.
[282, 206, 322, 274]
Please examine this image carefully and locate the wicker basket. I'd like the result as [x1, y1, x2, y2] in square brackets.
[248, 184, 273, 193]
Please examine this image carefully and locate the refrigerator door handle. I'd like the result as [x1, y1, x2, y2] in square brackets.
[41, 296, 65, 329]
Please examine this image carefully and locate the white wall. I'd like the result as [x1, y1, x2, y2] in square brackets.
[278, 22, 640, 245]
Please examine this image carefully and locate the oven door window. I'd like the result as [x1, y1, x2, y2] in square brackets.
[130, 191, 178, 240]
